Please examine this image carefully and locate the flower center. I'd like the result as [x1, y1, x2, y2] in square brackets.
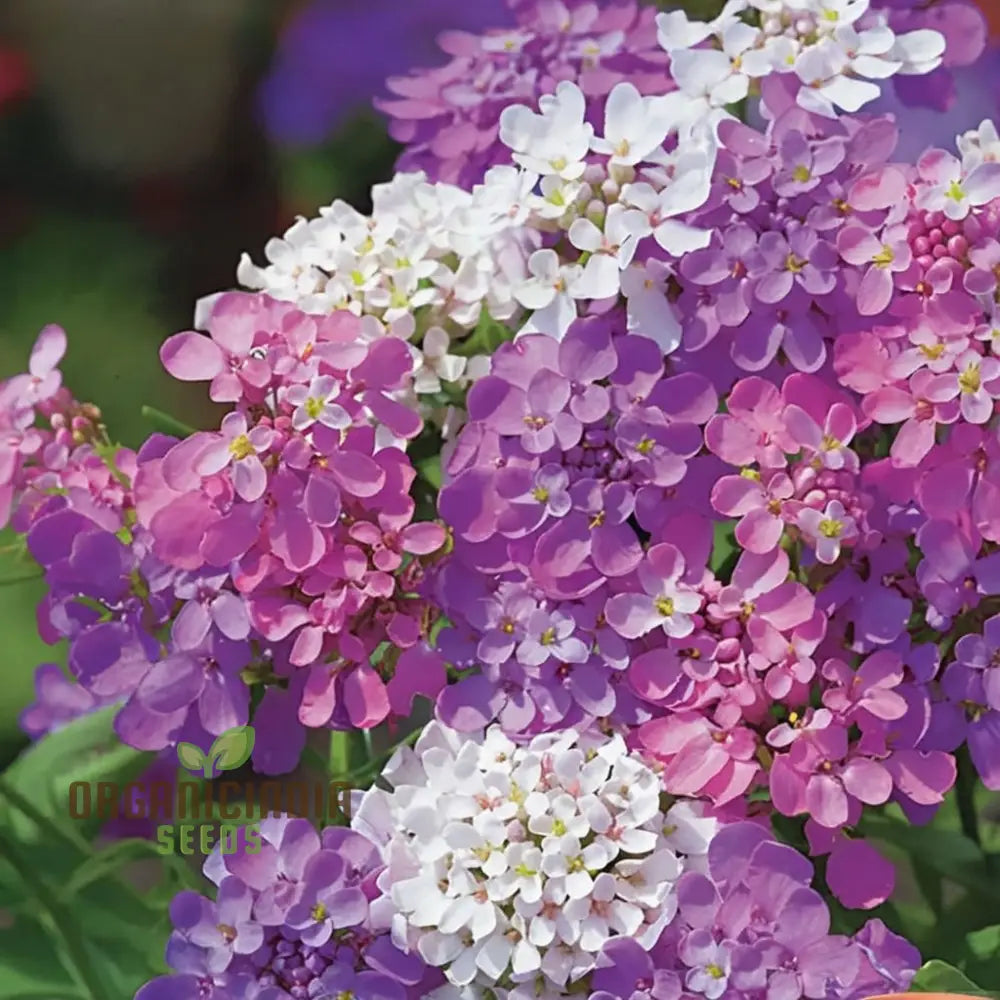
[228, 434, 254, 460]
[946, 179, 966, 202]
[706, 964, 726, 979]
[793, 165, 811, 183]
[818, 518, 843, 538]
[785, 253, 806, 273]
[655, 597, 675, 617]
[872, 245, 894, 268]
[532, 486, 550, 502]
[304, 397, 324, 419]
[539, 627, 557, 645]
[959, 363, 982, 394]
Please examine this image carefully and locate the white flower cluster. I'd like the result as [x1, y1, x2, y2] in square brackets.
[238, 79, 721, 383]
[353, 721, 716, 1000]
[236, 170, 538, 432]
[657, 0, 946, 119]
[498, 80, 718, 350]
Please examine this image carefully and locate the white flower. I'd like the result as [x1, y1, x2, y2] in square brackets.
[666, 20, 760, 109]
[357, 721, 715, 996]
[412, 327, 468, 395]
[590, 83, 685, 167]
[958, 119, 1000, 168]
[917, 155, 1000, 221]
[620, 262, 683, 353]
[890, 26, 946, 75]
[794, 30, 890, 117]
[499, 81, 593, 181]
[514, 249, 585, 339]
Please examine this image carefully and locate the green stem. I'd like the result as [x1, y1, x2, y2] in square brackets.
[140, 405, 197, 439]
[343, 727, 422, 784]
[0, 830, 109, 1000]
[329, 730, 369, 779]
[956, 745, 981, 847]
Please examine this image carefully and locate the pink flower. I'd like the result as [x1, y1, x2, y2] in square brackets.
[863, 369, 960, 467]
[821, 651, 909, 722]
[771, 724, 892, 829]
[703, 376, 787, 469]
[838, 224, 913, 316]
[160, 293, 284, 403]
[797, 499, 859, 565]
[193, 412, 274, 502]
[710, 469, 794, 554]
[924, 350, 1000, 423]
[638, 713, 759, 806]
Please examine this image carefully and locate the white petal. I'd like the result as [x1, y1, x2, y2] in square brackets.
[653, 219, 713, 255]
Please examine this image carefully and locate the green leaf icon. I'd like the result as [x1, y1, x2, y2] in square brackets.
[206, 726, 255, 777]
[177, 741, 207, 774]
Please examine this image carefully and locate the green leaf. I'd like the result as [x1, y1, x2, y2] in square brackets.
[451, 309, 513, 358]
[207, 726, 255, 775]
[176, 741, 207, 775]
[0, 914, 85, 1000]
[1, 706, 153, 842]
[709, 521, 739, 577]
[966, 925, 1000, 962]
[0, 831, 108, 1000]
[416, 454, 442, 489]
[908, 959, 993, 995]
[859, 812, 993, 899]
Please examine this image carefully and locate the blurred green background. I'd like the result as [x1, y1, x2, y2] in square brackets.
[0, 0, 399, 767]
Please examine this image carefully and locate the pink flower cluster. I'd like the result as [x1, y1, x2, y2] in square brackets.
[4, 298, 451, 775]
[145, 293, 449, 735]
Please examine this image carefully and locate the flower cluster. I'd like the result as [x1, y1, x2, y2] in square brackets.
[235, 170, 542, 435]
[137, 817, 442, 1000]
[658, 0, 946, 120]
[18, 1, 1000, 997]
[353, 722, 716, 999]
[434, 315, 719, 736]
[5, 298, 450, 776]
[138, 721, 920, 1000]
[592, 822, 919, 1000]
[376, 0, 670, 189]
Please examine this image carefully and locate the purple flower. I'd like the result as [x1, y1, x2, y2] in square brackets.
[138, 815, 440, 1000]
[589, 822, 920, 1000]
[284, 851, 369, 946]
[605, 543, 702, 641]
[516, 607, 589, 666]
[748, 227, 839, 304]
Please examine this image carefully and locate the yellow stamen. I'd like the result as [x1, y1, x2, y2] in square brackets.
[655, 597, 675, 617]
[959, 363, 982, 394]
[818, 518, 843, 538]
[228, 434, 254, 460]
